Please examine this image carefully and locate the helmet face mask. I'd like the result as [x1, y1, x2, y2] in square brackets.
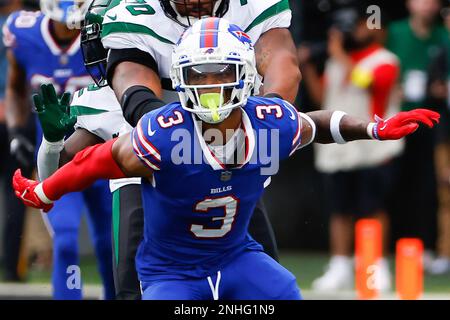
[81, 20, 108, 86]
[171, 18, 257, 124]
[160, 0, 230, 27]
[182, 63, 240, 87]
[181, 62, 243, 122]
[80, 0, 113, 86]
[40, 0, 92, 25]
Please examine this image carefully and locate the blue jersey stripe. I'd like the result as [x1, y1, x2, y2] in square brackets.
[131, 128, 160, 171]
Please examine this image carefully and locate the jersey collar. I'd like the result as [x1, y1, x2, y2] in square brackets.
[192, 108, 256, 171]
[41, 16, 81, 56]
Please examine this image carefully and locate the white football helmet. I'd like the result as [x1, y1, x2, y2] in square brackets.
[170, 17, 258, 124]
[40, 0, 92, 24]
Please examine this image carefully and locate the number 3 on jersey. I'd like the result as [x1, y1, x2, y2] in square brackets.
[191, 196, 239, 238]
[256, 104, 283, 120]
[157, 110, 184, 128]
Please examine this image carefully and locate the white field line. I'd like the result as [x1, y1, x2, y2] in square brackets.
[0, 284, 449, 300]
[0, 283, 102, 300]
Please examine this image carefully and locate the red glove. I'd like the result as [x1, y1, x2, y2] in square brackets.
[12, 169, 54, 212]
[371, 109, 440, 140]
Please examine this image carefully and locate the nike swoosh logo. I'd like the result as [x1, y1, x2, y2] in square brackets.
[283, 103, 296, 120]
[148, 121, 156, 136]
[107, 14, 117, 21]
[21, 190, 39, 207]
[379, 123, 388, 131]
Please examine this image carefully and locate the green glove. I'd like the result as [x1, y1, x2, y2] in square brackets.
[33, 84, 77, 142]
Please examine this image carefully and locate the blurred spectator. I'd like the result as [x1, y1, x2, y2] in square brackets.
[386, 0, 448, 266]
[301, 5, 402, 292]
[428, 5, 450, 274]
[0, 0, 24, 282]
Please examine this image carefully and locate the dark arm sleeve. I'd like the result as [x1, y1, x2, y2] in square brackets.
[106, 48, 159, 87]
[120, 85, 166, 127]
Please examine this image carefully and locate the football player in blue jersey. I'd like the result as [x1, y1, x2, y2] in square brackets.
[13, 18, 440, 299]
[33, 0, 284, 300]
[3, 0, 115, 299]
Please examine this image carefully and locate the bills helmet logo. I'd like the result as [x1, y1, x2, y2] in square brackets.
[228, 24, 252, 47]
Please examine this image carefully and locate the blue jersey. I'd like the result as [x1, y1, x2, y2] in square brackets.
[3, 10, 92, 94]
[132, 97, 303, 281]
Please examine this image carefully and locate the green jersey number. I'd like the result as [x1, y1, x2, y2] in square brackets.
[77, 83, 102, 98]
[126, 0, 155, 16]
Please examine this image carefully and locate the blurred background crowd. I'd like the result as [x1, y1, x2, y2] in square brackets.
[271, 0, 450, 292]
[0, 0, 449, 296]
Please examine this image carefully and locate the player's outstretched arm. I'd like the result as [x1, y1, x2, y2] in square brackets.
[12, 133, 152, 212]
[302, 109, 440, 145]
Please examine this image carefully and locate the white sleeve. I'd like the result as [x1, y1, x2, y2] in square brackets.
[103, 33, 158, 61]
[37, 137, 64, 181]
[100, 3, 161, 60]
[289, 111, 316, 156]
[298, 112, 316, 149]
[71, 86, 125, 142]
[260, 10, 292, 34]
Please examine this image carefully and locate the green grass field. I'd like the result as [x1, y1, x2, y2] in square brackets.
[24, 251, 450, 294]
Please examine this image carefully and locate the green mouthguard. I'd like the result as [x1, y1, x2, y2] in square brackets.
[199, 93, 223, 122]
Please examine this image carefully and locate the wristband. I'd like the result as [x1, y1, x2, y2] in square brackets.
[299, 112, 316, 147]
[330, 111, 347, 144]
[35, 183, 53, 204]
[367, 122, 377, 140]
